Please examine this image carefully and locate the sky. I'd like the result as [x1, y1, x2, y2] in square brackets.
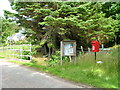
[0, 0, 15, 17]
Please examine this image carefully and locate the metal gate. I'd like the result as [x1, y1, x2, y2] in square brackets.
[6, 43, 32, 62]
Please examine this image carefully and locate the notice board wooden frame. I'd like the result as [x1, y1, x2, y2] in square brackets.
[60, 40, 76, 65]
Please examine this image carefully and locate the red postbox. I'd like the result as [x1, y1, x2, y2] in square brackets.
[91, 41, 100, 52]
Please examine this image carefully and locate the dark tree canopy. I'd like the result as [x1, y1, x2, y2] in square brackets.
[4, 2, 119, 50]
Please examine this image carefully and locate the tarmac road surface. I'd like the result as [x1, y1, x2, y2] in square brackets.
[0, 59, 92, 88]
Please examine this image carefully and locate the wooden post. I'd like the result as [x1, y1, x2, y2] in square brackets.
[81, 46, 84, 54]
[19, 45, 20, 60]
[69, 56, 72, 62]
[10, 41, 12, 58]
[102, 44, 104, 51]
[6, 45, 8, 57]
[74, 56, 76, 64]
[30, 43, 32, 61]
[88, 48, 90, 52]
[74, 42, 77, 64]
[60, 41, 63, 65]
[13, 45, 14, 59]
[20, 45, 22, 60]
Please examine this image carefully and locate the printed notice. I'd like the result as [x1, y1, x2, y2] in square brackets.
[64, 43, 74, 56]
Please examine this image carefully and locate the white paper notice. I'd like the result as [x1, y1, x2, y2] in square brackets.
[64, 43, 74, 55]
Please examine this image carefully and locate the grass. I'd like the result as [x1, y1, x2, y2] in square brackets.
[0, 45, 31, 60]
[0, 45, 119, 88]
[0, 49, 19, 59]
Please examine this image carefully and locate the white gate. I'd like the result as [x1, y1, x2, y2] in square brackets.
[6, 43, 32, 62]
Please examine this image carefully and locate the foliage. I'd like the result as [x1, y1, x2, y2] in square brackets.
[102, 2, 120, 44]
[32, 45, 40, 55]
[102, 2, 120, 19]
[39, 40, 47, 47]
[14, 40, 30, 44]
[21, 51, 30, 60]
[47, 51, 60, 66]
[47, 42, 54, 48]
[0, 17, 21, 44]
[0, 17, 2, 45]
[109, 44, 120, 49]
[22, 28, 38, 44]
[47, 50, 69, 66]
[4, 2, 119, 49]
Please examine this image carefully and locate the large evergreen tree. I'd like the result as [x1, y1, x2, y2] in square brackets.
[102, 2, 120, 45]
[4, 2, 119, 51]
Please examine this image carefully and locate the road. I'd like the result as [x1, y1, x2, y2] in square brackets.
[0, 59, 92, 88]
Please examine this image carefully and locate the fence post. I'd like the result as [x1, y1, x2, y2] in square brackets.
[10, 40, 12, 56]
[6, 44, 8, 57]
[74, 56, 76, 64]
[2, 44, 4, 51]
[13, 45, 14, 59]
[69, 56, 72, 62]
[30, 43, 32, 61]
[102, 44, 104, 51]
[60, 41, 63, 65]
[20, 45, 22, 60]
[81, 46, 84, 54]
[88, 47, 91, 52]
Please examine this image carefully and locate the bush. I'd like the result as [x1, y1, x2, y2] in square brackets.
[47, 50, 69, 66]
[21, 46, 31, 60]
[21, 50, 31, 60]
[31, 45, 40, 55]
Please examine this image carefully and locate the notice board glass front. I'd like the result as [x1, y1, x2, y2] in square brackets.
[61, 41, 76, 56]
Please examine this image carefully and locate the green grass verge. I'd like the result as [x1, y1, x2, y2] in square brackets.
[0, 45, 31, 60]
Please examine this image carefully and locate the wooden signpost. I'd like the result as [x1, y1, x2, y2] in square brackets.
[60, 40, 76, 65]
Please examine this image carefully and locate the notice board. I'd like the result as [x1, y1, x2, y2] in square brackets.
[61, 40, 76, 56]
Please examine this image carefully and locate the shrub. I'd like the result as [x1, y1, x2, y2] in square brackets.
[47, 50, 69, 66]
[21, 50, 31, 60]
[31, 45, 40, 55]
